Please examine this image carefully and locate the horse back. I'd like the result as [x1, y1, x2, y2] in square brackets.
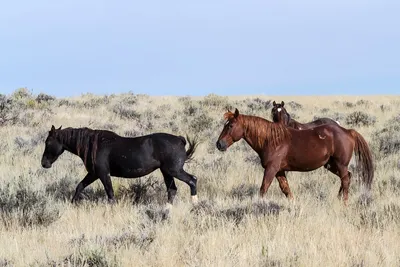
[288, 123, 352, 153]
[103, 133, 188, 178]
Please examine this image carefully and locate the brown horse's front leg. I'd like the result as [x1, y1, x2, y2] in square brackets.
[259, 167, 278, 198]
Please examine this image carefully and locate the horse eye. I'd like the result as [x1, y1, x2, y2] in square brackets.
[228, 124, 233, 129]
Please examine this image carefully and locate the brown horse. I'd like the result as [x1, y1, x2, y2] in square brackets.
[271, 101, 340, 130]
[216, 108, 373, 203]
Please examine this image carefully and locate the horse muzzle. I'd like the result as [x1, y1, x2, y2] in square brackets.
[216, 140, 228, 151]
[41, 159, 52, 168]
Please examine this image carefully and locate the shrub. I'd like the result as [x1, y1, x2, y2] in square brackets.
[124, 129, 142, 137]
[183, 103, 199, 116]
[0, 258, 12, 267]
[36, 93, 56, 103]
[11, 87, 32, 100]
[200, 94, 229, 109]
[314, 112, 345, 123]
[144, 206, 170, 223]
[26, 99, 37, 109]
[83, 96, 110, 109]
[100, 123, 118, 131]
[356, 99, 371, 106]
[345, 111, 376, 126]
[0, 94, 8, 110]
[117, 177, 165, 205]
[373, 115, 400, 155]
[0, 181, 60, 227]
[97, 231, 154, 250]
[45, 176, 78, 202]
[380, 104, 391, 112]
[58, 99, 76, 107]
[0, 94, 19, 126]
[190, 113, 213, 133]
[246, 98, 272, 112]
[343, 101, 355, 108]
[62, 248, 118, 267]
[112, 104, 141, 120]
[320, 108, 330, 114]
[230, 183, 259, 200]
[216, 201, 281, 225]
[286, 101, 302, 110]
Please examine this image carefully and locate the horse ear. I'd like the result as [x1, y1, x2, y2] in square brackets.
[49, 125, 56, 135]
[273, 101, 276, 106]
[223, 111, 232, 120]
[58, 126, 62, 130]
[281, 101, 284, 106]
[234, 108, 239, 118]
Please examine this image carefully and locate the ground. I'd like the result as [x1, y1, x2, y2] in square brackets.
[0, 91, 399, 266]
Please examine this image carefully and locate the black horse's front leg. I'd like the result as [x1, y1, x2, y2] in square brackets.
[72, 172, 98, 203]
[98, 172, 116, 204]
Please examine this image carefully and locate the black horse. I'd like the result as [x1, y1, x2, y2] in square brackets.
[41, 125, 199, 205]
[271, 101, 340, 130]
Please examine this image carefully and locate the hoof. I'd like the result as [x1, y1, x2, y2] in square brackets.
[191, 195, 198, 204]
[165, 202, 173, 210]
[108, 198, 117, 205]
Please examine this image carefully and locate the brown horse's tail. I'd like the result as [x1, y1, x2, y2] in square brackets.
[184, 135, 199, 163]
[349, 129, 374, 190]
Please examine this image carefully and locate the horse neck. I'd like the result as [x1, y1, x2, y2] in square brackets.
[285, 113, 292, 125]
[241, 115, 290, 154]
[276, 112, 290, 126]
[240, 115, 271, 153]
[55, 128, 77, 155]
[57, 128, 100, 168]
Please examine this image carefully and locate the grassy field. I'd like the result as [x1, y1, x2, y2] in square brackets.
[0, 89, 399, 266]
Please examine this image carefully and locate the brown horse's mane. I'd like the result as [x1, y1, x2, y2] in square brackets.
[225, 111, 291, 149]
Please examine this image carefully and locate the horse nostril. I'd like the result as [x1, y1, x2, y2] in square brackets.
[216, 141, 221, 149]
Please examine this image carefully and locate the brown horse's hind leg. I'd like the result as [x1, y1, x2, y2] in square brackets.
[275, 171, 293, 199]
[325, 159, 351, 204]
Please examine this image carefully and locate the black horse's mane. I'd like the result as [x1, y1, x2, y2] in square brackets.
[56, 127, 118, 168]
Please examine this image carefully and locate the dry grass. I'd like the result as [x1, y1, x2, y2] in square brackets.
[0, 90, 399, 266]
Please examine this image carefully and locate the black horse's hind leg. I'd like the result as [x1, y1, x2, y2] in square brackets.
[169, 169, 198, 203]
[161, 170, 178, 204]
[72, 172, 98, 203]
[98, 171, 116, 204]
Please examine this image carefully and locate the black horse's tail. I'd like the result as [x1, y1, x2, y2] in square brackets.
[182, 135, 199, 163]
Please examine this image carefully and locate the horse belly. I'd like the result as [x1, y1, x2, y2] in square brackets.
[287, 142, 331, 171]
[109, 154, 160, 178]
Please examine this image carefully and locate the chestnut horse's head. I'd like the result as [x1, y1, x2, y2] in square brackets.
[216, 108, 245, 151]
[271, 101, 290, 124]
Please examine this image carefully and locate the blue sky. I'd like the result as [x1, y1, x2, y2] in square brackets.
[0, 0, 399, 97]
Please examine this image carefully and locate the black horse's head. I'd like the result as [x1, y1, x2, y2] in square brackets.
[41, 125, 64, 168]
[271, 101, 290, 124]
